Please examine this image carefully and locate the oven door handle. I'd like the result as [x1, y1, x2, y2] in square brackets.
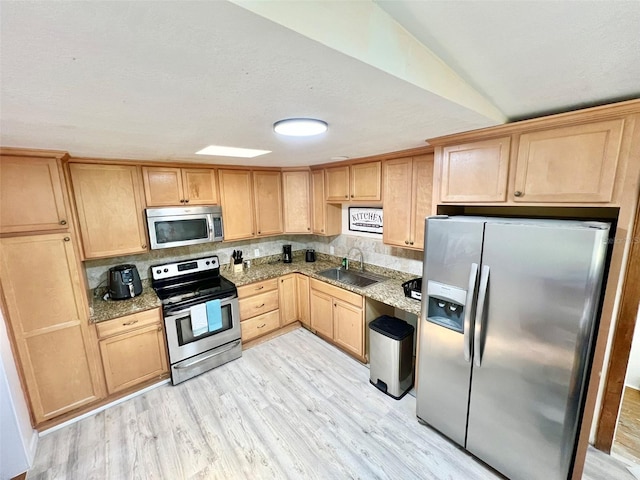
[174, 340, 241, 369]
[164, 295, 237, 318]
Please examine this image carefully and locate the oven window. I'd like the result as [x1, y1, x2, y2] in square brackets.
[175, 303, 233, 346]
[154, 219, 208, 245]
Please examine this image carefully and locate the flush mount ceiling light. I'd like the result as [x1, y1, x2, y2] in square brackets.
[274, 118, 328, 136]
[195, 145, 271, 158]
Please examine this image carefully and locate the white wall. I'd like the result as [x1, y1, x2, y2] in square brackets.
[625, 305, 640, 389]
[0, 308, 38, 478]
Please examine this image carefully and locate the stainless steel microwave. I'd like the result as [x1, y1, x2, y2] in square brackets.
[146, 206, 224, 250]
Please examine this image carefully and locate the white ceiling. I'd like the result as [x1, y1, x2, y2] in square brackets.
[1, 1, 638, 167]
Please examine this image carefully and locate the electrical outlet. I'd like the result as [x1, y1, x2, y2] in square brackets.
[254, 248, 260, 257]
[330, 246, 335, 254]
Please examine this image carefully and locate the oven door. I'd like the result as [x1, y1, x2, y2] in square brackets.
[147, 213, 214, 250]
[163, 295, 240, 364]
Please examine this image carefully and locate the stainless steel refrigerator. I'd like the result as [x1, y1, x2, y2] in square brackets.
[416, 216, 609, 480]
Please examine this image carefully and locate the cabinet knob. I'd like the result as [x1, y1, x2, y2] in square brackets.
[307, 227, 310, 231]
[410, 241, 414, 245]
[60, 219, 67, 225]
[158, 326, 162, 332]
[64, 237, 70, 242]
[258, 231, 261, 234]
[350, 194, 354, 198]
[514, 191, 523, 197]
[180, 199, 185, 203]
[185, 199, 189, 203]
[405, 240, 409, 245]
[321, 229, 324, 232]
[142, 244, 147, 249]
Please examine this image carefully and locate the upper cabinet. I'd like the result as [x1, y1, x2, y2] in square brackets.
[0, 153, 69, 233]
[383, 154, 434, 250]
[325, 161, 382, 202]
[311, 169, 341, 236]
[142, 166, 218, 206]
[69, 163, 148, 259]
[439, 137, 511, 203]
[218, 169, 255, 241]
[282, 170, 311, 234]
[253, 170, 283, 237]
[513, 119, 624, 203]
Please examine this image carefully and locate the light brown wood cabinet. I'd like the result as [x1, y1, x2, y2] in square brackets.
[96, 308, 168, 395]
[513, 119, 624, 203]
[0, 154, 70, 234]
[309, 278, 365, 360]
[238, 278, 280, 341]
[279, 274, 298, 326]
[253, 170, 283, 237]
[383, 154, 434, 250]
[218, 169, 255, 241]
[69, 163, 148, 259]
[439, 137, 511, 203]
[142, 166, 218, 206]
[0, 233, 104, 424]
[296, 274, 310, 327]
[325, 161, 382, 202]
[311, 169, 341, 236]
[282, 170, 311, 233]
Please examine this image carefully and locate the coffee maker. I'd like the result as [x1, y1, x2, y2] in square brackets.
[282, 244, 292, 263]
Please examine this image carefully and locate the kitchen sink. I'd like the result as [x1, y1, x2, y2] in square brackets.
[317, 267, 389, 288]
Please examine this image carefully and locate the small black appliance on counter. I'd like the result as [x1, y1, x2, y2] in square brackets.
[305, 249, 316, 262]
[283, 244, 292, 263]
[108, 264, 142, 300]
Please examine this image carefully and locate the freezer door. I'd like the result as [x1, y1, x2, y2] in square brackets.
[416, 217, 484, 446]
[466, 222, 608, 480]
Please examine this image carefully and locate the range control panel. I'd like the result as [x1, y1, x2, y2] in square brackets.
[151, 256, 220, 280]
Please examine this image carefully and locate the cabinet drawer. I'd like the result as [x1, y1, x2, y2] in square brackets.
[309, 278, 363, 308]
[96, 308, 162, 339]
[241, 309, 280, 342]
[239, 290, 279, 320]
[237, 278, 279, 298]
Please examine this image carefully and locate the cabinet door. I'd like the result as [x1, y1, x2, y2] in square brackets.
[514, 119, 624, 203]
[279, 274, 298, 326]
[411, 153, 434, 250]
[333, 299, 364, 358]
[310, 288, 334, 338]
[253, 171, 283, 236]
[325, 166, 350, 202]
[0, 155, 68, 233]
[311, 170, 341, 236]
[99, 322, 168, 394]
[296, 274, 310, 327]
[440, 137, 510, 202]
[182, 168, 218, 205]
[142, 167, 184, 206]
[218, 169, 255, 241]
[282, 170, 311, 233]
[70, 163, 148, 258]
[383, 157, 413, 248]
[0, 234, 104, 423]
[350, 161, 381, 201]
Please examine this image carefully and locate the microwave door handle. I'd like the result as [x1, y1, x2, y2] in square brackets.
[207, 215, 214, 238]
[463, 263, 479, 362]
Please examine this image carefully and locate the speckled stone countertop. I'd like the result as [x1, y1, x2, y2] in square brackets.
[89, 279, 162, 323]
[90, 253, 422, 323]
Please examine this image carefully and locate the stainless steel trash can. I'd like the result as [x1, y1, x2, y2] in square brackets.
[369, 315, 414, 399]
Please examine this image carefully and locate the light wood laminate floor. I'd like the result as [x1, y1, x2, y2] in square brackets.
[613, 387, 640, 464]
[29, 328, 634, 479]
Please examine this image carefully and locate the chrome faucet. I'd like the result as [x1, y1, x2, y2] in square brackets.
[346, 247, 365, 272]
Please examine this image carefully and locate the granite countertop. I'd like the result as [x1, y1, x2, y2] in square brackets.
[89, 253, 422, 323]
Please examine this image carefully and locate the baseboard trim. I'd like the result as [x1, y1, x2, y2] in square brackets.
[39, 379, 170, 437]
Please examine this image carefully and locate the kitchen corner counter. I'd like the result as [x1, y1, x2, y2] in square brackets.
[222, 254, 423, 317]
[89, 279, 161, 323]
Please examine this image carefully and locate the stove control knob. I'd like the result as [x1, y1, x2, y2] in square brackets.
[206, 261, 210, 265]
[156, 269, 161, 274]
[164, 268, 169, 273]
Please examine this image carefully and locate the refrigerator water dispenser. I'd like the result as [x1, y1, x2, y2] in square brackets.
[426, 281, 468, 333]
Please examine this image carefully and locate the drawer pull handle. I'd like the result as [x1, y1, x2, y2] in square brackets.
[123, 320, 138, 326]
[256, 286, 264, 290]
[256, 303, 265, 308]
[258, 323, 266, 329]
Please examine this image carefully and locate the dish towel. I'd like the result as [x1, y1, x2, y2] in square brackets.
[206, 299, 223, 331]
[190, 303, 209, 337]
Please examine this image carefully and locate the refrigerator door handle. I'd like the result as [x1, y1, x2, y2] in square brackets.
[473, 265, 490, 367]
[463, 262, 479, 362]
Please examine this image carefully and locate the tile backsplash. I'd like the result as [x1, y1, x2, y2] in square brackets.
[83, 234, 423, 288]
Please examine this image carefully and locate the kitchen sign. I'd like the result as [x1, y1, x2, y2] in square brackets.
[348, 207, 383, 234]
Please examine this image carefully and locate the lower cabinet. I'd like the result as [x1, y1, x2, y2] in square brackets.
[309, 278, 365, 360]
[296, 274, 310, 327]
[238, 278, 280, 342]
[96, 308, 168, 395]
[279, 274, 298, 326]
